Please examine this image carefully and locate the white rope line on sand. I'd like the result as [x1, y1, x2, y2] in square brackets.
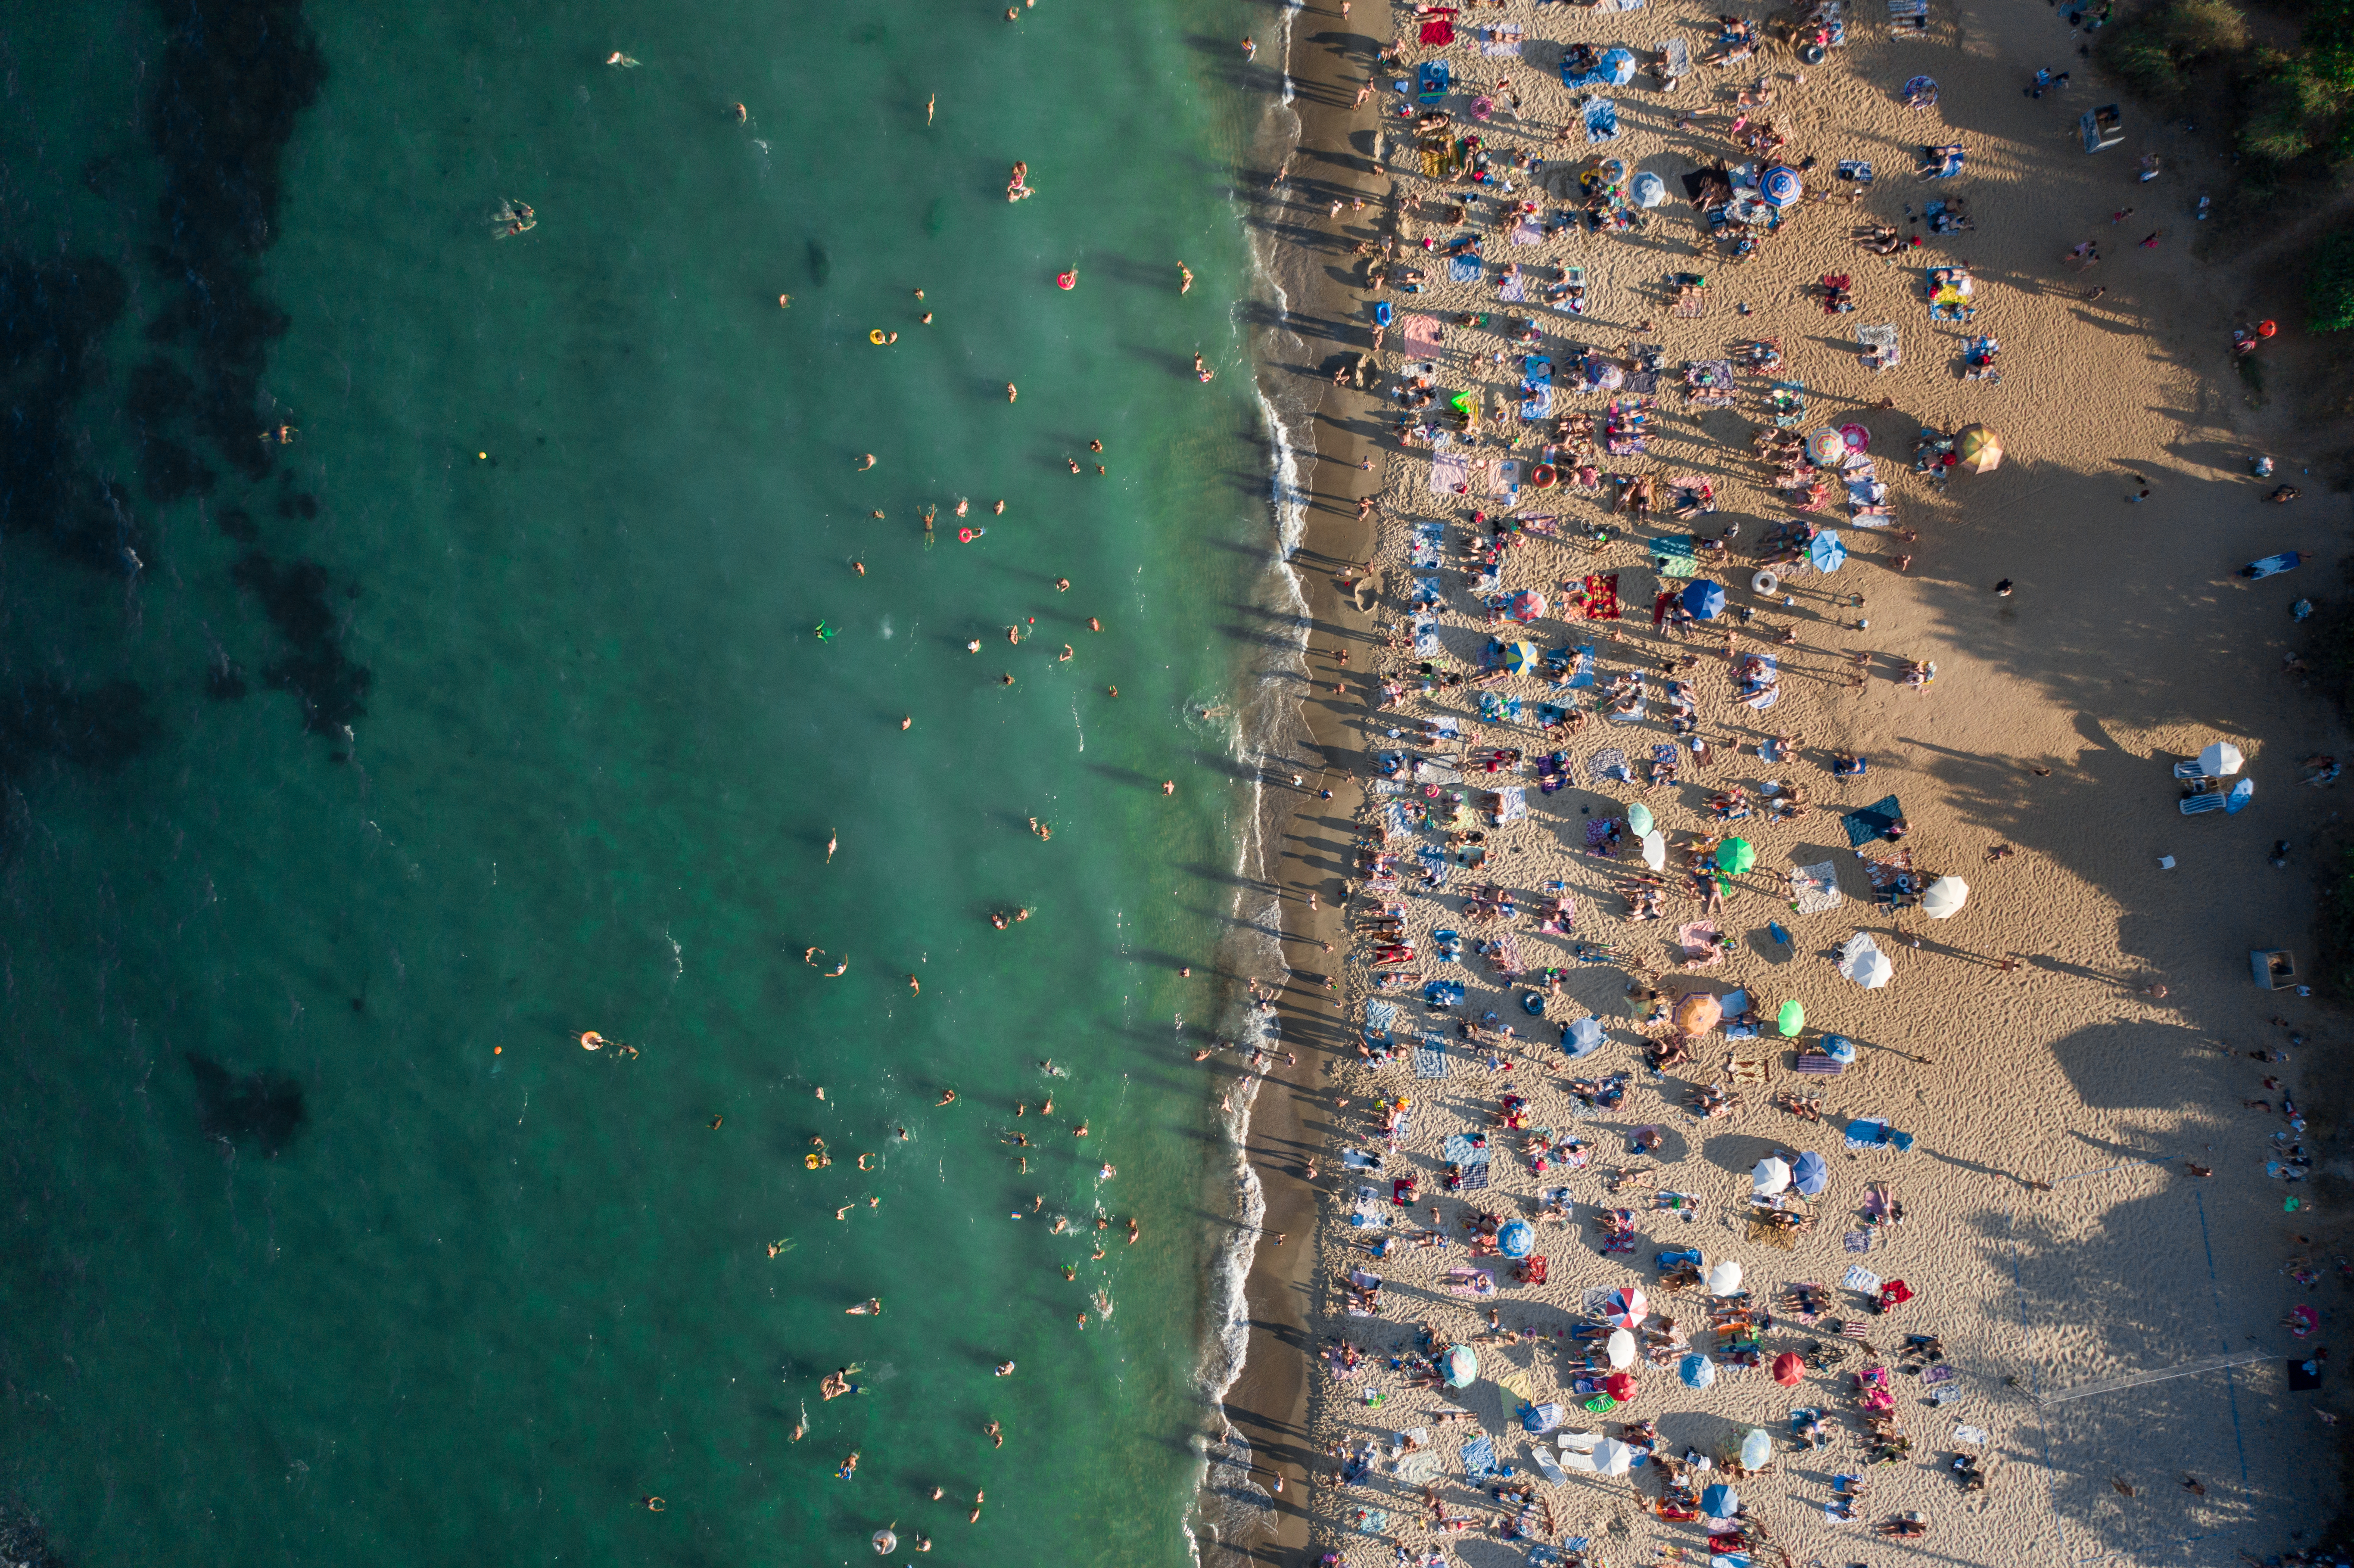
[2035, 1349, 2270, 1406]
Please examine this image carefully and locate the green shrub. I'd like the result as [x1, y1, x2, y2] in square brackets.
[2105, 31, 2189, 99]
[2240, 54, 2350, 162]
[2310, 230, 2354, 330]
[2163, 0, 2248, 56]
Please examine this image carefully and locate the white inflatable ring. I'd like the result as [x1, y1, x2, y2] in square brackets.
[1752, 570, 1780, 595]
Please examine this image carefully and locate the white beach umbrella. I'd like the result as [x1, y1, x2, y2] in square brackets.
[1641, 830, 1667, 871]
[1920, 875, 1968, 920]
[1606, 1328, 1638, 1369]
[2201, 741, 2245, 777]
[1739, 1427, 1774, 1470]
[1706, 1260, 1744, 1295]
[1837, 931, 1894, 989]
[1591, 1437, 1634, 1477]
[1751, 1156, 1792, 1197]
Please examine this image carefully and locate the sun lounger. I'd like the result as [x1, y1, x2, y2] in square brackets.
[2180, 790, 2228, 815]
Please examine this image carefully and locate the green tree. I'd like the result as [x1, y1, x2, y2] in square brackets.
[2308, 229, 2354, 331]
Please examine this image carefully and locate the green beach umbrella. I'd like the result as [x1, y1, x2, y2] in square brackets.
[1719, 837, 1755, 874]
[1776, 999, 1806, 1037]
[1626, 803, 1655, 835]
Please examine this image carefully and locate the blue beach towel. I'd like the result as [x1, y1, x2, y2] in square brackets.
[1652, 535, 1698, 577]
[1843, 1117, 1916, 1152]
[1450, 253, 1484, 283]
[1461, 1435, 1498, 1478]
[1414, 1044, 1451, 1079]
[1444, 1132, 1491, 1165]
[1842, 795, 1904, 848]
[1569, 645, 1596, 688]
[2244, 551, 2303, 579]
[1584, 99, 1620, 141]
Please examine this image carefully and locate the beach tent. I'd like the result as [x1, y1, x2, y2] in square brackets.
[1679, 1353, 1717, 1390]
[1674, 992, 1722, 1035]
[1718, 837, 1756, 874]
[2201, 741, 2245, 777]
[1752, 1156, 1791, 1196]
[1920, 875, 1968, 919]
[1955, 423, 2002, 473]
[1607, 1328, 1638, 1368]
[1706, 1260, 1743, 1294]
[1507, 591, 1548, 623]
[1626, 802, 1655, 835]
[1564, 1015, 1607, 1058]
[1738, 1428, 1773, 1470]
[1501, 639, 1541, 673]
[1602, 1286, 1648, 1327]
[1591, 1436, 1634, 1476]
[1683, 580, 1727, 619]
[1808, 532, 1847, 572]
[1498, 1220, 1536, 1257]
[1792, 1150, 1830, 1196]
[1444, 1345, 1479, 1387]
[1837, 932, 1894, 989]
[1776, 999, 1805, 1037]
[1701, 1482, 1740, 1519]
[1641, 830, 1667, 871]
[1772, 1351, 1805, 1386]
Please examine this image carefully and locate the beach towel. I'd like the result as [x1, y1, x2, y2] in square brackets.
[1411, 521, 1446, 567]
[1412, 617, 1442, 656]
[1414, 1042, 1449, 1079]
[1351, 1185, 1385, 1228]
[1843, 1117, 1915, 1152]
[1457, 1159, 1491, 1190]
[1683, 359, 1737, 406]
[1444, 1133, 1491, 1166]
[1675, 921, 1724, 966]
[1449, 253, 1485, 284]
[1583, 99, 1620, 141]
[1488, 459, 1522, 496]
[1650, 535, 1697, 578]
[1837, 159, 1876, 184]
[1588, 746, 1628, 784]
[1411, 574, 1443, 610]
[1367, 999, 1399, 1034]
[1842, 1264, 1882, 1294]
[1511, 217, 1544, 246]
[1430, 451, 1471, 495]
[1790, 861, 1843, 915]
[1582, 573, 1621, 619]
[1770, 380, 1806, 428]
[1841, 794, 1904, 848]
[2245, 551, 2304, 579]
[1569, 645, 1596, 687]
[1843, 1229, 1872, 1252]
[1742, 653, 1779, 710]
[1479, 24, 1527, 55]
[1460, 1435, 1498, 1478]
[1402, 314, 1445, 355]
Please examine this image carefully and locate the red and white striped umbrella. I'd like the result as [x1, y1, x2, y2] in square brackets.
[1601, 1286, 1648, 1328]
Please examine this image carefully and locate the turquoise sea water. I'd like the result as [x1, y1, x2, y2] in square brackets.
[0, 1, 1295, 1562]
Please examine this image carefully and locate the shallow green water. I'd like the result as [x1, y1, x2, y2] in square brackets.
[0, 0, 1288, 1561]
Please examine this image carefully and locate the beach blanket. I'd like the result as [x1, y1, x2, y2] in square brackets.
[1430, 450, 1470, 495]
[1350, 1184, 1385, 1228]
[1843, 1117, 1915, 1152]
[1582, 573, 1621, 619]
[1584, 99, 1620, 141]
[1414, 1043, 1450, 1079]
[1790, 861, 1843, 915]
[1520, 359, 1553, 420]
[1461, 1435, 1498, 1478]
[1742, 653, 1779, 710]
[1412, 616, 1442, 656]
[1842, 1264, 1882, 1294]
[1443, 1133, 1491, 1166]
[1479, 24, 1527, 55]
[1411, 574, 1443, 610]
[1863, 851, 1915, 896]
[1512, 216, 1544, 246]
[1841, 794, 1905, 848]
[1844, 1230, 1873, 1252]
[1770, 380, 1806, 428]
[1683, 359, 1737, 405]
[2245, 551, 2304, 579]
[1569, 645, 1596, 687]
[1447, 1267, 1499, 1301]
[1411, 521, 1445, 567]
[1497, 269, 1527, 304]
[1402, 314, 1445, 355]
[1367, 999, 1399, 1034]
[1588, 747, 1629, 783]
[1650, 535, 1697, 578]
[1675, 921, 1724, 966]
[1449, 253, 1485, 283]
[1488, 459, 1521, 496]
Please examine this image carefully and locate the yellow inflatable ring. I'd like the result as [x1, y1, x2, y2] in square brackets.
[869, 329, 887, 344]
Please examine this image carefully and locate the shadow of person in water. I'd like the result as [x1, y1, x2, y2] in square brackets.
[185, 1052, 305, 1156]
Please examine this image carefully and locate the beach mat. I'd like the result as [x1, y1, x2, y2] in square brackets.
[1403, 314, 1445, 354]
[1842, 795, 1904, 848]
[1789, 861, 1843, 914]
[1430, 451, 1470, 495]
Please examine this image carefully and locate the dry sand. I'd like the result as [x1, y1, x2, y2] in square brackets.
[1227, 0, 2354, 1565]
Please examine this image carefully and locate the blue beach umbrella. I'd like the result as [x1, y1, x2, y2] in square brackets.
[1682, 579, 1727, 619]
[1762, 164, 1802, 206]
[1793, 1150, 1831, 1197]
[2226, 778, 2255, 814]
[1498, 1220, 1536, 1257]
[1563, 1015, 1607, 1058]
[1822, 1034, 1858, 1065]
[1809, 531, 1847, 572]
[1680, 1353, 1717, 1390]
[1445, 1345, 1479, 1387]
[1701, 1482, 1740, 1518]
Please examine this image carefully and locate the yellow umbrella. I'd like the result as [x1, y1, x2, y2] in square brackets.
[1955, 424, 2002, 474]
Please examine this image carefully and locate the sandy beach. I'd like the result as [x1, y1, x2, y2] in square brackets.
[1227, 0, 2354, 1564]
